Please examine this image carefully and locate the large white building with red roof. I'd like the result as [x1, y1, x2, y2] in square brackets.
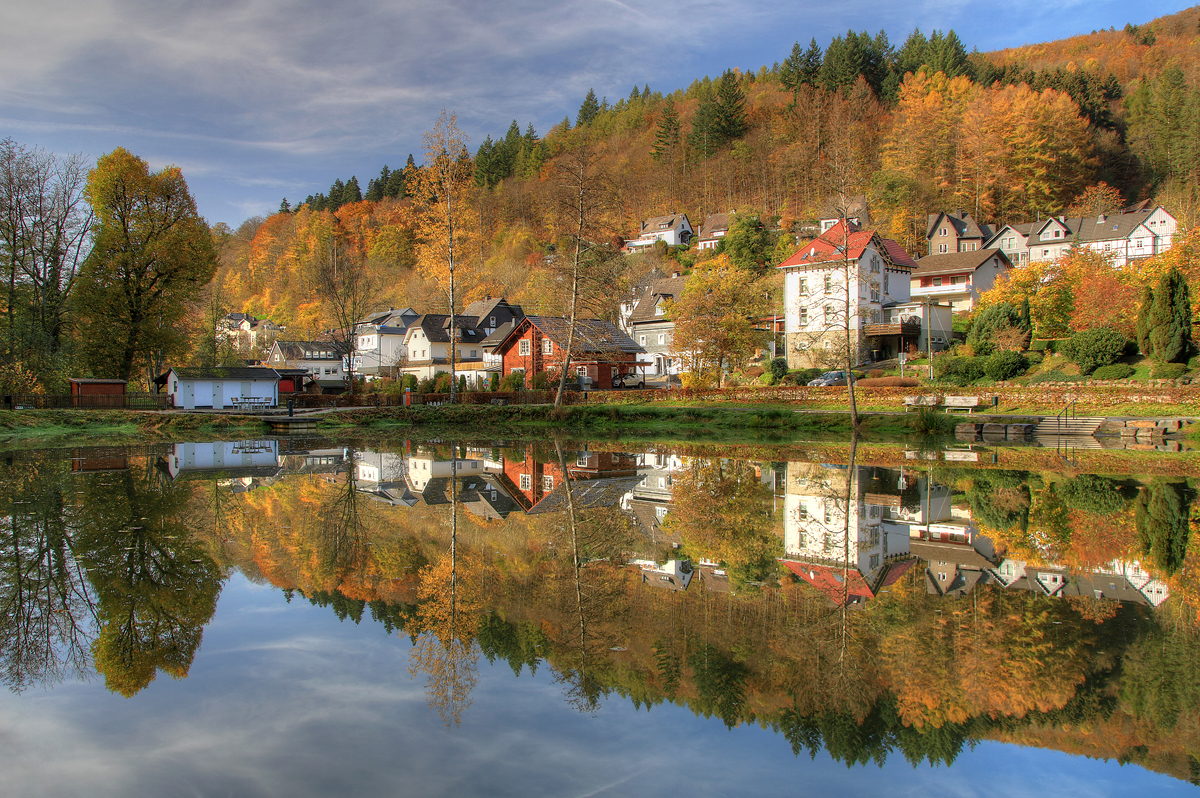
[778, 220, 942, 368]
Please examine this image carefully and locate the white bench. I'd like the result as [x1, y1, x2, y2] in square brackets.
[903, 395, 941, 411]
[944, 396, 981, 414]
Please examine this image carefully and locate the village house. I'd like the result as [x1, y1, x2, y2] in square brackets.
[926, 210, 995, 255]
[400, 314, 490, 386]
[624, 213, 693, 253]
[695, 212, 732, 251]
[265, 340, 345, 393]
[777, 220, 920, 368]
[494, 315, 644, 388]
[985, 206, 1176, 267]
[352, 307, 419, 379]
[909, 249, 1013, 313]
[626, 273, 687, 380]
[217, 312, 284, 353]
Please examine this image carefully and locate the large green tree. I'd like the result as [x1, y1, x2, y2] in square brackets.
[1148, 266, 1192, 363]
[75, 149, 217, 382]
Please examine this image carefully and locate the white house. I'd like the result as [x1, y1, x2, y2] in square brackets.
[164, 366, 280, 410]
[777, 221, 918, 367]
[353, 307, 420, 379]
[625, 213, 693, 252]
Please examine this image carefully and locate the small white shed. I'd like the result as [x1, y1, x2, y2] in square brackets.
[164, 366, 280, 410]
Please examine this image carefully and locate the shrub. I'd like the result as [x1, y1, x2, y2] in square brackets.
[417, 376, 436, 393]
[984, 350, 1029, 381]
[1060, 474, 1131, 516]
[1025, 351, 1044, 367]
[1029, 370, 1084, 384]
[935, 356, 986, 386]
[1064, 326, 1126, 375]
[489, 373, 500, 391]
[744, 366, 765, 379]
[968, 303, 1028, 356]
[769, 357, 789, 381]
[912, 404, 952, 435]
[1153, 362, 1187, 379]
[531, 370, 551, 390]
[1091, 363, 1135, 380]
[500, 372, 525, 391]
[457, 375, 467, 394]
[681, 371, 718, 389]
[857, 376, 920, 387]
[868, 369, 884, 379]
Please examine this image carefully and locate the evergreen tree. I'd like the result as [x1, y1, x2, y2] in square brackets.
[342, 176, 362, 205]
[1149, 267, 1192, 363]
[384, 164, 407, 198]
[651, 99, 681, 162]
[279, 198, 291, 213]
[577, 89, 601, 127]
[688, 99, 720, 159]
[474, 136, 496, 187]
[724, 215, 774, 272]
[925, 30, 972, 79]
[780, 41, 806, 95]
[629, 85, 641, 102]
[799, 38, 823, 85]
[328, 178, 345, 210]
[713, 70, 749, 143]
[365, 166, 390, 201]
[1136, 284, 1155, 355]
[1135, 481, 1192, 576]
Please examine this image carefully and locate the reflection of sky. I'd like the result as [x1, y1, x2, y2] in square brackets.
[0, 573, 1192, 797]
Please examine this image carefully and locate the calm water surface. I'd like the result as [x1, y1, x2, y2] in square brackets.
[1, 435, 1197, 797]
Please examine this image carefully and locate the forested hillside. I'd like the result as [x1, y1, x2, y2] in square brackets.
[209, 8, 1200, 340]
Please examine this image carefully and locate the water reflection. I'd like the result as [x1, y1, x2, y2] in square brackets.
[2, 437, 1200, 784]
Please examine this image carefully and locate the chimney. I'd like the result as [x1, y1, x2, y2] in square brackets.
[1097, 213, 1106, 223]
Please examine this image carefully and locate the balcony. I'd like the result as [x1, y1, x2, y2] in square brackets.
[862, 319, 921, 337]
[912, 283, 970, 297]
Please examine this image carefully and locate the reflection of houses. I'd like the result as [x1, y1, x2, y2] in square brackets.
[992, 559, 1169, 606]
[276, 449, 350, 477]
[621, 451, 683, 547]
[781, 461, 917, 605]
[500, 445, 639, 513]
[158, 440, 281, 483]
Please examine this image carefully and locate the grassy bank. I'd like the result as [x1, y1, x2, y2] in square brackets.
[0, 409, 268, 444]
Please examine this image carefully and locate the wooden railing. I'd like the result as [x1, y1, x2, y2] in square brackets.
[4, 393, 172, 410]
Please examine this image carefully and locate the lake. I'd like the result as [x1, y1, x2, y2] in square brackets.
[1, 433, 1197, 796]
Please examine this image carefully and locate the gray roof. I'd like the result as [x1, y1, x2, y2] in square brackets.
[271, 340, 341, 361]
[170, 366, 281, 380]
[986, 209, 1163, 248]
[911, 249, 1011, 277]
[640, 213, 691, 232]
[508, 316, 644, 355]
[628, 275, 688, 325]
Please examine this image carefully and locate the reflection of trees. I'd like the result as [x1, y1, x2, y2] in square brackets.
[408, 446, 482, 727]
[549, 439, 636, 713]
[0, 460, 96, 691]
[314, 457, 372, 584]
[73, 466, 221, 697]
[663, 456, 778, 588]
[1135, 480, 1193, 577]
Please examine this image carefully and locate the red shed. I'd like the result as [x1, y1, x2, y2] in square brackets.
[68, 378, 128, 407]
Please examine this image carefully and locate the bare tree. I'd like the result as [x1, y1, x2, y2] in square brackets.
[550, 145, 620, 406]
[312, 232, 379, 396]
[413, 112, 477, 404]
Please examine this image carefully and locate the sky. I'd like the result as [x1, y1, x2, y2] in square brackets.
[0, 0, 1190, 228]
[1, 573, 1193, 797]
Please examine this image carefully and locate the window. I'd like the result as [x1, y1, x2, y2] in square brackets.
[940, 227, 947, 236]
[870, 256, 880, 273]
[542, 339, 553, 355]
[951, 276, 965, 285]
[655, 302, 664, 316]
[799, 308, 808, 326]
[797, 504, 809, 520]
[1042, 249, 1049, 257]
[658, 477, 666, 488]
[640, 335, 647, 345]
[1053, 229, 1061, 238]
[519, 473, 532, 491]
[884, 275, 889, 294]
[933, 277, 942, 287]
[489, 315, 496, 326]
[870, 288, 880, 302]
[655, 506, 668, 520]
[518, 339, 531, 356]
[657, 333, 666, 345]
[799, 277, 808, 295]
[542, 475, 554, 491]
[938, 243, 947, 253]
[825, 305, 834, 323]
[470, 350, 477, 358]
[824, 274, 833, 294]
[577, 454, 590, 467]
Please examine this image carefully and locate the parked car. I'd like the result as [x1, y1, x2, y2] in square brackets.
[612, 371, 646, 389]
[807, 370, 854, 387]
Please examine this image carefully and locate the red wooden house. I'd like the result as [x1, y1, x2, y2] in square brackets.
[493, 315, 644, 388]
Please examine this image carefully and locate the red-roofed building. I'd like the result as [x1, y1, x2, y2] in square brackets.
[777, 220, 922, 368]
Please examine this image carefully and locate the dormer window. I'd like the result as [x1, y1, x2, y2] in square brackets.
[489, 315, 496, 326]
[655, 302, 664, 316]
